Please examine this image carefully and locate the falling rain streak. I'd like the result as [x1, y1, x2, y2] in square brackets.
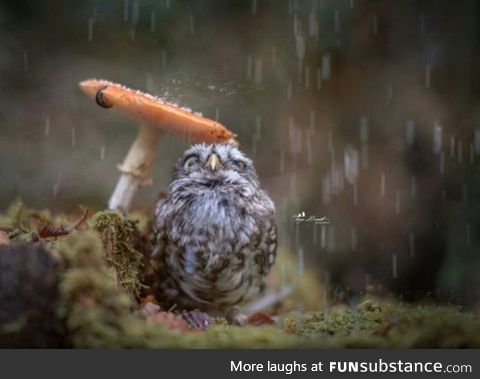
[254, 59, 262, 84]
[316, 67, 322, 90]
[71, 127, 76, 148]
[150, 11, 156, 33]
[53, 172, 61, 197]
[395, 190, 400, 214]
[321, 53, 331, 80]
[433, 122, 442, 154]
[44, 117, 51, 136]
[23, 50, 28, 72]
[392, 254, 397, 279]
[88, 17, 95, 42]
[353, 182, 358, 206]
[425, 65, 431, 88]
[475, 130, 480, 153]
[405, 120, 415, 145]
[189, 14, 195, 36]
[373, 14, 378, 35]
[380, 173, 386, 198]
[320, 224, 327, 250]
[466, 224, 471, 245]
[344, 146, 359, 185]
[246, 56, 252, 81]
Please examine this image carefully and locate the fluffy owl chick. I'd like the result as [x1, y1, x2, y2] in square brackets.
[152, 143, 276, 322]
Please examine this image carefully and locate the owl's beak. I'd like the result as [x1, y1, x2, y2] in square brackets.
[207, 154, 220, 171]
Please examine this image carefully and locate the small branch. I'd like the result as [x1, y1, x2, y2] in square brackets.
[71, 206, 89, 230]
[242, 285, 295, 317]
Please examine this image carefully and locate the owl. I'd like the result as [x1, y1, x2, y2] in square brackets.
[150, 143, 277, 322]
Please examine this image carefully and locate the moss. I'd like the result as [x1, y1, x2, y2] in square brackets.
[55, 230, 166, 348]
[0, 199, 35, 242]
[198, 324, 299, 348]
[0, 199, 73, 246]
[281, 298, 480, 348]
[55, 230, 480, 348]
[90, 211, 145, 301]
[1, 203, 480, 348]
[52, 230, 299, 348]
[0, 198, 24, 229]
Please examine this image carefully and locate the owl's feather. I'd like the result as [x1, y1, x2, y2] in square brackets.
[151, 144, 276, 315]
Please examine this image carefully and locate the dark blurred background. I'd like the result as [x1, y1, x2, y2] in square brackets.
[1, 0, 480, 305]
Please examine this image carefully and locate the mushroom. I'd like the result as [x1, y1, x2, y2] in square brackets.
[79, 79, 237, 212]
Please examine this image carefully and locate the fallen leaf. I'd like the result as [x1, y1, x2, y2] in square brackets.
[247, 312, 275, 326]
[146, 311, 194, 333]
[0, 231, 10, 245]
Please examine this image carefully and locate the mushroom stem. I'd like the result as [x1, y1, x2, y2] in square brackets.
[108, 124, 163, 212]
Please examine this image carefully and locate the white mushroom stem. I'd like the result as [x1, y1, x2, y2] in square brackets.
[108, 124, 163, 212]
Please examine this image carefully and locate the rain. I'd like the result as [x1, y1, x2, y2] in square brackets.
[1, 0, 480, 331]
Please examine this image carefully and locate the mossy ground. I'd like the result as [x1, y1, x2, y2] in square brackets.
[1, 201, 479, 348]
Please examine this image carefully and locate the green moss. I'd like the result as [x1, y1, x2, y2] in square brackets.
[0, 199, 71, 245]
[90, 211, 145, 301]
[1, 203, 480, 348]
[198, 324, 299, 348]
[52, 229, 299, 348]
[0, 199, 33, 241]
[281, 299, 480, 348]
[0, 198, 24, 229]
[54, 230, 171, 348]
[56, 230, 129, 347]
[57, 230, 480, 348]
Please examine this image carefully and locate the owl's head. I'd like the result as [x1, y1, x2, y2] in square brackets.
[170, 143, 260, 198]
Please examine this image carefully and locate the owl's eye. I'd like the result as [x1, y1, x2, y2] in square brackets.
[184, 155, 199, 170]
[232, 160, 246, 170]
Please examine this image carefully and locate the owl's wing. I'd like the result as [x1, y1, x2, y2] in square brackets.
[151, 199, 168, 262]
[256, 222, 277, 276]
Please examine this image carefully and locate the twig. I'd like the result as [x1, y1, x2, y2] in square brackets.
[242, 285, 295, 317]
[38, 206, 89, 239]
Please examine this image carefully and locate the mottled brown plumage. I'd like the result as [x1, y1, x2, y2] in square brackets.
[150, 144, 276, 320]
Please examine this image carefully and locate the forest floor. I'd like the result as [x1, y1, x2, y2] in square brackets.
[1, 200, 479, 348]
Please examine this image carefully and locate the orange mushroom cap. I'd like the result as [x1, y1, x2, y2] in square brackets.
[79, 79, 237, 144]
